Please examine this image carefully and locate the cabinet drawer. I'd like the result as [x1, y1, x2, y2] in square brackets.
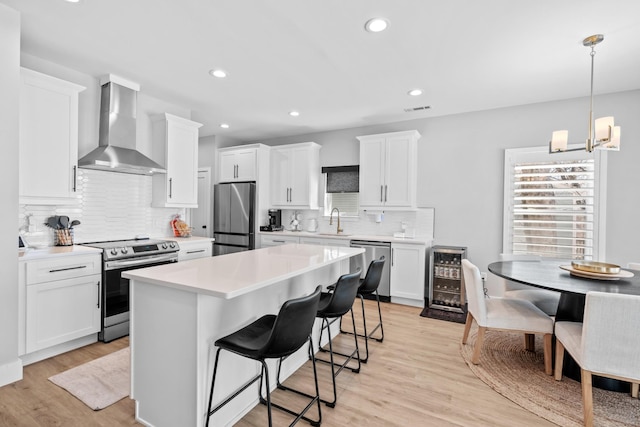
[299, 237, 351, 247]
[26, 254, 101, 285]
[260, 235, 300, 247]
[178, 243, 213, 261]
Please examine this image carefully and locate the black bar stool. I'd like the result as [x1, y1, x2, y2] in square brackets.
[206, 286, 323, 427]
[313, 270, 362, 407]
[339, 256, 385, 363]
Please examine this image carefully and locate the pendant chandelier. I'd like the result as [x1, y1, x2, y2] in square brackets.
[549, 34, 621, 153]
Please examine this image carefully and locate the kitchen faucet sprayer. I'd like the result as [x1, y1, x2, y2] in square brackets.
[329, 208, 344, 234]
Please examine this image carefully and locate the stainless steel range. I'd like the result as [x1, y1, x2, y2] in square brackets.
[81, 238, 179, 342]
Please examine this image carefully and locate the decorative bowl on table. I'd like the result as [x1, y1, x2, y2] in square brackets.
[560, 261, 634, 280]
[571, 261, 620, 274]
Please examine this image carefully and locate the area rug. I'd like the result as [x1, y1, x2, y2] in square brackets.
[460, 331, 640, 426]
[48, 347, 130, 410]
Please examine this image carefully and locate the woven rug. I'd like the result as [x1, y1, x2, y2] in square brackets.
[460, 331, 640, 426]
[48, 347, 130, 410]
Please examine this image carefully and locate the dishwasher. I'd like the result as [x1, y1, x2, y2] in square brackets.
[350, 240, 391, 302]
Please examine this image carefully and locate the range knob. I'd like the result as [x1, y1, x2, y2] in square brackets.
[161, 243, 168, 249]
[121, 248, 129, 254]
[169, 242, 176, 248]
[110, 249, 118, 256]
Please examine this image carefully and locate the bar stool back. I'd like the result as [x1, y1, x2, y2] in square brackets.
[353, 256, 385, 362]
[315, 270, 362, 407]
[206, 286, 323, 427]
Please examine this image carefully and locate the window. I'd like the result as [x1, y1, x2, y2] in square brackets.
[503, 146, 607, 260]
[322, 166, 359, 217]
[324, 192, 359, 216]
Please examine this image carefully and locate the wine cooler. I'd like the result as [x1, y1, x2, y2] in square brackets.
[429, 246, 467, 314]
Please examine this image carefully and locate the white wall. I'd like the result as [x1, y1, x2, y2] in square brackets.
[418, 91, 640, 277]
[0, 4, 22, 387]
[198, 135, 216, 168]
[241, 90, 640, 277]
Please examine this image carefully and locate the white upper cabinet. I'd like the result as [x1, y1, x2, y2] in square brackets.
[270, 142, 320, 209]
[19, 68, 85, 205]
[357, 130, 421, 209]
[152, 113, 202, 208]
[219, 147, 258, 182]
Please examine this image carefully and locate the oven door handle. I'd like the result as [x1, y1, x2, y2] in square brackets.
[105, 253, 178, 270]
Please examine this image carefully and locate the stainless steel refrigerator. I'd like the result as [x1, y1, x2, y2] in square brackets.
[213, 182, 255, 256]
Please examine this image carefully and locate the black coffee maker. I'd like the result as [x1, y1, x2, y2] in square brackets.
[261, 209, 283, 231]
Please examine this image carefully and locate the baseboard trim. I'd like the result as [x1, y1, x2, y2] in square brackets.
[0, 358, 23, 387]
[20, 334, 97, 366]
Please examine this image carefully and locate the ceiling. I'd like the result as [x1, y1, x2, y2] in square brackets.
[3, 0, 640, 141]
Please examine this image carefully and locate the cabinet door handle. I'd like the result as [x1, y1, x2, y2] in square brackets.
[391, 248, 395, 267]
[186, 249, 205, 254]
[380, 185, 384, 202]
[49, 265, 87, 273]
[72, 166, 77, 192]
[169, 178, 173, 198]
[97, 281, 100, 308]
[385, 185, 388, 202]
[273, 240, 286, 243]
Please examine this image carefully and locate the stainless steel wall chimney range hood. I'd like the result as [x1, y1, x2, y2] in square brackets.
[78, 75, 166, 175]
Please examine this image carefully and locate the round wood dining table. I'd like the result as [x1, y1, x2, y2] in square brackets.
[488, 259, 640, 392]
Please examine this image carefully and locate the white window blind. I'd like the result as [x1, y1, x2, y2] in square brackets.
[503, 147, 607, 260]
[324, 192, 359, 216]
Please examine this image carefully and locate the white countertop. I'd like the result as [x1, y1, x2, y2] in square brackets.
[18, 245, 102, 261]
[161, 236, 214, 243]
[259, 230, 431, 245]
[164, 236, 214, 249]
[123, 243, 364, 299]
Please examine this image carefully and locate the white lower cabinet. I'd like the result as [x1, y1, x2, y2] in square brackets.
[177, 239, 213, 261]
[26, 275, 101, 354]
[390, 243, 426, 306]
[20, 252, 102, 358]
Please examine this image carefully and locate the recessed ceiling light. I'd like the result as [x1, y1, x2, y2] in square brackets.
[220, 123, 229, 129]
[289, 111, 300, 117]
[364, 18, 388, 33]
[209, 69, 227, 78]
[408, 89, 423, 96]
[65, 0, 80, 3]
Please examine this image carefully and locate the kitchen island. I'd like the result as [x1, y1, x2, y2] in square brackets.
[123, 243, 364, 427]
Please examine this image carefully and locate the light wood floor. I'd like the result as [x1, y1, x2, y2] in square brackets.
[0, 301, 556, 427]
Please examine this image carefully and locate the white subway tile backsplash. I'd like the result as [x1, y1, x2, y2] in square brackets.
[279, 208, 435, 240]
[19, 169, 182, 245]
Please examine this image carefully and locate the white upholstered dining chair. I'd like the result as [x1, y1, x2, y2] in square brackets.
[499, 253, 561, 316]
[554, 291, 640, 427]
[461, 259, 554, 375]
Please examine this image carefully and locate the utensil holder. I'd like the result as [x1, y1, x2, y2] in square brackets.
[54, 228, 74, 246]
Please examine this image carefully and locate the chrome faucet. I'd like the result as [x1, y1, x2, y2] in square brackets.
[329, 207, 343, 234]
